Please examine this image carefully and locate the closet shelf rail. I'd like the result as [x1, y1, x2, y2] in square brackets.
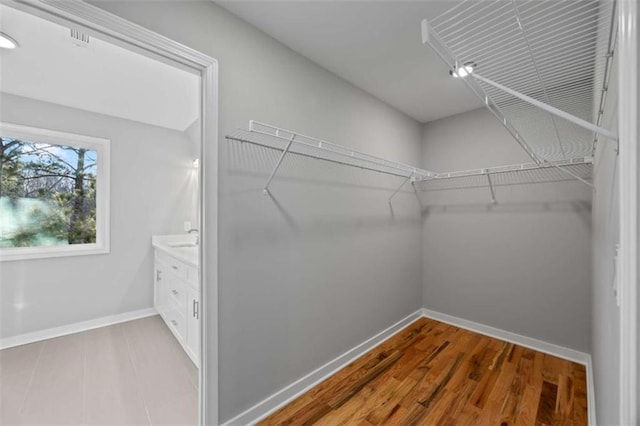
[414, 156, 593, 203]
[226, 121, 433, 195]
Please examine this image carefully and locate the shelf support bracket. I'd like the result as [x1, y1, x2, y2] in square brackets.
[411, 181, 423, 209]
[485, 170, 497, 205]
[473, 73, 618, 141]
[389, 172, 414, 204]
[263, 134, 296, 195]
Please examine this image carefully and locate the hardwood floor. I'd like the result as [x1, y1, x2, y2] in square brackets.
[259, 317, 588, 426]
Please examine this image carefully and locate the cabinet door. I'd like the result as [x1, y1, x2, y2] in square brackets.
[186, 286, 200, 365]
[154, 261, 169, 319]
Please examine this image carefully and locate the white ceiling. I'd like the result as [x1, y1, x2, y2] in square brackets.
[0, 5, 199, 131]
[217, 1, 483, 123]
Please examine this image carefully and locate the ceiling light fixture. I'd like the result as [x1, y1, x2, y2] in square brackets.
[450, 62, 475, 78]
[0, 32, 18, 49]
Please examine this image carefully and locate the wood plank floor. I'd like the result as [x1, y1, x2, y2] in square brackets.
[259, 317, 588, 426]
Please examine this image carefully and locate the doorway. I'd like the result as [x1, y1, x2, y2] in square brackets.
[0, 1, 217, 424]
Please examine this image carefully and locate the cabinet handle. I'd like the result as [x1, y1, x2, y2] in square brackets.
[171, 320, 178, 326]
[193, 300, 199, 319]
[171, 265, 178, 270]
[172, 289, 179, 296]
[156, 270, 162, 281]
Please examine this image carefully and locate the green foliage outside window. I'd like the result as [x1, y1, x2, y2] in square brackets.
[0, 136, 97, 248]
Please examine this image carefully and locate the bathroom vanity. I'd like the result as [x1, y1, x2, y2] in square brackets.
[152, 235, 200, 366]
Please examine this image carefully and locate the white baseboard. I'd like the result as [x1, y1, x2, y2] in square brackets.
[0, 307, 157, 350]
[420, 308, 596, 425]
[585, 354, 596, 426]
[224, 307, 597, 426]
[420, 308, 590, 364]
[221, 309, 424, 426]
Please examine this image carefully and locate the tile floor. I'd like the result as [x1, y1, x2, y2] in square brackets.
[0, 315, 198, 425]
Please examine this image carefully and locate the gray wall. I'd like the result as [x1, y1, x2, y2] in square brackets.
[87, 1, 424, 422]
[0, 93, 195, 338]
[591, 54, 620, 424]
[420, 108, 593, 352]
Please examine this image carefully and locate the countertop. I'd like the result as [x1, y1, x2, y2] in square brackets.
[152, 234, 199, 267]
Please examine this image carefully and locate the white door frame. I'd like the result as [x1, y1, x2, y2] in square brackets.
[1, 1, 219, 424]
[618, 1, 638, 424]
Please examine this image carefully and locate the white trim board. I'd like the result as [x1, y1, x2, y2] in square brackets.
[420, 308, 590, 365]
[221, 310, 424, 426]
[223, 307, 595, 426]
[3, 2, 219, 423]
[0, 307, 157, 350]
[617, 0, 638, 423]
[586, 354, 596, 426]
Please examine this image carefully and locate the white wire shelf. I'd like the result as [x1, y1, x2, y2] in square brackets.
[226, 122, 593, 205]
[225, 121, 434, 195]
[423, 0, 617, 162]
[414, 157, 593, 199]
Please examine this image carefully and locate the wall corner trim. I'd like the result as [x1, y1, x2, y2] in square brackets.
[0, 307, 157, 350]
[221, 310, 424, 426]
[617, 0, 639, 423]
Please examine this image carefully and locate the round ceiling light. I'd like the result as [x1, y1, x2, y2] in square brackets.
[0, 32, 19, 49]
[450, 62, 476, 78]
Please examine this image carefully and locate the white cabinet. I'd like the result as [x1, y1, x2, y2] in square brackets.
[186, 286, 200, 362]
[154, 249, 200, 367]
[154, 261, 171, 319]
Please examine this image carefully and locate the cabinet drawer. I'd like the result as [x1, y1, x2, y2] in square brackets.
[157, 251, 185, 278]
[166, 304, 186, 342]
[167, 279, 187, 309]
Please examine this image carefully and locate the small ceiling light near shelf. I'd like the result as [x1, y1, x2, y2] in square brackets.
[0, 32, 19, 49]
[450, 62, 475, 78]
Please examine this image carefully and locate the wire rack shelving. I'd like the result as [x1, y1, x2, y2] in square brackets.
[422, 0, 617, 163]
[226, 121, 434, 198]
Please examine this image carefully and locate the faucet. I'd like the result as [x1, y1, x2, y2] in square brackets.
[187, 228, 199, 245]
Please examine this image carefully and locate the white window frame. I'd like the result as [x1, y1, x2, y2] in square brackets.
[0, 122, 110, 261]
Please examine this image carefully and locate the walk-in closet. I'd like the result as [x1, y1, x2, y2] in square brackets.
[0, 0, 637, 425]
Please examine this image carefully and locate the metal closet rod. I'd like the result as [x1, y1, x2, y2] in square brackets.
[242, 121, 434, 195]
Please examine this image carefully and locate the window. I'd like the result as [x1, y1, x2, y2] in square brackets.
[0, 123, 110, 261]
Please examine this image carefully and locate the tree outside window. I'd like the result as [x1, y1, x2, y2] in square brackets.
[0, 123, 110, 261]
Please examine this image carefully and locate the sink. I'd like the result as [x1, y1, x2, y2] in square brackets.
[152, 235, 199, 266]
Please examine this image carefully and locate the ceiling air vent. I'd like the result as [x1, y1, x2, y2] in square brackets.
[69, 28, 91, 48]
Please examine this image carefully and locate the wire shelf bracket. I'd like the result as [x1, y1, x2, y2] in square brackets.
[485, 170, 497, 205]
[473, 73, 617, 141]
[263, 134, 295, 195]
[388, 172, 415, 204]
